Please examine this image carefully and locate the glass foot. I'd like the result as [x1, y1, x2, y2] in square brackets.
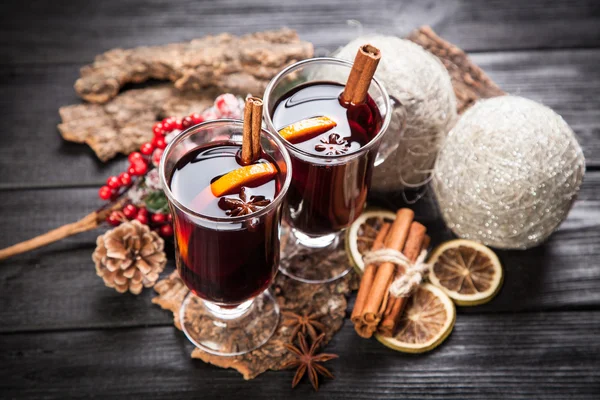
[180, 290, 279, 356]
[279, 224, 352, 284]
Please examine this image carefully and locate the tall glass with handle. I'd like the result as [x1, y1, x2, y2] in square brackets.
[160, 119, 291, 355]
[263, 57, 404, 283]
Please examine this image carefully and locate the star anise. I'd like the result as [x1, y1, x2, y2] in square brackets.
[282, 310, 327, 341]
[282, 333, 338, 391]
[314, 133, 350, 155]
[218, 187, 271, 216]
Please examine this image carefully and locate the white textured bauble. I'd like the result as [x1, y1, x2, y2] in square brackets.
[335, 35, 457, 191]
[432, 96, 585, 249]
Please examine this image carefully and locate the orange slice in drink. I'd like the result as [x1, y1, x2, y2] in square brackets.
[278, 116, 337, 143]
[210, 162, 278, 197]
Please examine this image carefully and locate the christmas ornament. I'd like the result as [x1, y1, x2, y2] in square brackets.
[432, 96, 585, 249]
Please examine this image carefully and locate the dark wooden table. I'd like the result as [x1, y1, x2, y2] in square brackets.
[1, 1, 599, 398]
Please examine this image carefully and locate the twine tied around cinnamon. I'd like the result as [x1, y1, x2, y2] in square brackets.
[362, 248, 431, 298]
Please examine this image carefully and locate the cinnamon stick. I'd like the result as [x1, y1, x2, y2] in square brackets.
[241, 96, 263, 165]
[355, 323, 374, 339]
[351, 222, 390, 327]
[0, 198, 126, 262]
[360, 208, 414, 329]
[341, 44, 381, 105]
[422, 234, 431, 252]
[378, 222, 428, 337]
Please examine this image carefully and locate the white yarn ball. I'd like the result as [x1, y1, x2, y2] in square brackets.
[432, 96, 585, 249]
[335, 35, 457, 191]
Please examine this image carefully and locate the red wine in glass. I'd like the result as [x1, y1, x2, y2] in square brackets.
[168, 142, 281, 306]
[272, 81, 383, 236]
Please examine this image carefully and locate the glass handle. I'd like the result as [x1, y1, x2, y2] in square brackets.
[374, 96, 406, 167]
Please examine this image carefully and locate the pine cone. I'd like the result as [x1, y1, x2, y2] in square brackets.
[93, 220, 167, 294]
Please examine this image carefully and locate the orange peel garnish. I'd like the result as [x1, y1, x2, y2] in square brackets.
[278, 116, 337, 143]
[210, 162, 278, 197]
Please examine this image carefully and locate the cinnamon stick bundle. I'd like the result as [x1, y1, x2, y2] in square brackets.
[341, 44, 381, 105]
[351, 208, 433, 339]
[352, 223, 390, 338]
[378, 222, 427, 337]
[352, 209, 414, 338]
[241, 96, 263, 165]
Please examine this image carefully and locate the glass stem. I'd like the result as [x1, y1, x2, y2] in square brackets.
[202, 298, 254, 320]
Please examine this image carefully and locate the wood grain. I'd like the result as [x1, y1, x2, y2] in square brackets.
[1, 312, 598, 399]
[0, 1, 599, 398]
[1, 49, 599, 189]
[1, 0, 599, 66]
[1, 173, 599, 332]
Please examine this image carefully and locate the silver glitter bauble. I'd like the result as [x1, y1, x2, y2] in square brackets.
[335, 35, 457, 191]
[432, 96, 585, 249]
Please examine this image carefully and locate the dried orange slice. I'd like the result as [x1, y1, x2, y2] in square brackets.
[427, 239, 503, 306]
[278, 116, 337, 143]
[345, 209, 397, 273]
[376, 283, 455, 353]
[210, 162, 277, 197]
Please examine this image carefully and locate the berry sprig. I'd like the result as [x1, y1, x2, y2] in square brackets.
[106, 204, 173, 237]
[97, 94, 245, 239]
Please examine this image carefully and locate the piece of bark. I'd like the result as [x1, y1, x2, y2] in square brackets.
[407, 25, 505, 113]
[58, 85, 216, 161]
[74, 28, 314, 104]
[153, 269, 354, 380]
[153, 221, 358, 380]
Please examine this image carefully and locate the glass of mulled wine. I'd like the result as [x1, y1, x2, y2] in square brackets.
[159, 119, 291, 356]
[263, 57, 401, 283]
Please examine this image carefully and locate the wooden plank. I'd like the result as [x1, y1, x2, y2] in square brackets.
[1, 173, 599, 332]
[471, 49, 600, 165]
[1, 311, 599, 399]
[1, 49, 599, 189]
[0, 63, 127, 188]
[1, 0, 599, 66]
[0, 188, 173, 331]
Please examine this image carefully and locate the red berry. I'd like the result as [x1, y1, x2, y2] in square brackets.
[107, 211, 122, 226]
[151, 213, 167, 224]
[140, 142, 155, 155]
[138, 207, 148, 216]
[98, 185, 112, 200]
[162, 118, 174, 132]
[167, 213, 173, 222]
[190, 113, 204, 124]
[154, 137, 167, 150]
[181, 116, 194, 129]
[153, 122, 164, 136]
[131, 160, 148, 176]
[119, 172, 132, 186]
[123, 204, 138, 219]
[151, 134, 164, 148]
[136, 213, 149, 225]
[173, 119, 182, 130]
[160, 224, 174, 237]
[128, 152, 143, 163]
[152, 148, 164, 167]
[106, 176, 121, 189]
[127, 165, 137, 176]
